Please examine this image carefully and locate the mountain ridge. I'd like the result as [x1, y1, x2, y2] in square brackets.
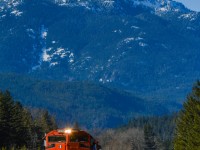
[0, 0, 192, 16]
[0, 0, 199, 116]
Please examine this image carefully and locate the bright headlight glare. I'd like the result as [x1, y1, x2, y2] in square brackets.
[65, 129, 72, 134]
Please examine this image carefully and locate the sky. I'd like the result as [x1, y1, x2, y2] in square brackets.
[175, 0, 200, 12]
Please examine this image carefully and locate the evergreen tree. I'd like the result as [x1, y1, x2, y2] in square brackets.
[73, 121, 80, 130]
[144, 124, 157, 150]
[36, 110, 57, 133]
[0, 90, 15, 148]
[0, 90, 57, 149]
[21, 108, 34, 149]
[0, 91, 33, 148]
[11, 102, 32, 148]
[174, 81, 200, 150]
[34, 109, 57, 149]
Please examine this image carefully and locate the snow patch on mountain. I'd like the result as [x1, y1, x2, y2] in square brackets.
[33, 45, 75, 69]
[113, 29, 122, 33]
[133, 0, 188, 14]
[41, 48, 51, 62]
[99, 0, 115, 8]
[124, 37, 135, 44]
[41, 47, 74, 66]
[26, 29, 36, 39]
[99, 71, 117, 83]
[0, 0, 23, 17]
[0, 14, 6, 18]
[139, 42, 148, 47]
[118, 36, 146, 48]
[11, 9, 22, 16]
[55, 0, 91, 9]
[41, 26, 48, 39]
[186, 27, 195, 31]
[0, 6, 5, 12]
[131, 26, 140, 29]
[133, 0, 160, 10]
[0, 0, 22, 8]
[178, 12, 198, 21]
[55, 0, 115, 8]
[32, 25, 49, 70]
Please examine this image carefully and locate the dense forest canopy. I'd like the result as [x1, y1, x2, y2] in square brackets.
[0, 73, 171, 128]
[0, 90, 57, 149]
[174, 81, 200, 149]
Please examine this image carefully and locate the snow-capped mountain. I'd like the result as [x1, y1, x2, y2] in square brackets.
[0, 0, 190, 14]
[0, 0, 200, 104]
[53, 0, 190, 15]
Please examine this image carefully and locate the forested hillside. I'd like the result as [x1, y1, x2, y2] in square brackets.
[0, 73, 172, 128]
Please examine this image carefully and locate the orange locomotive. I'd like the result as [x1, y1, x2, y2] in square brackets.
[44, 128, 102, 150]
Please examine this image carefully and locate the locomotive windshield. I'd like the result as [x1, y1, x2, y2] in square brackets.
[48, 136, 66, 142]
[69, 132, 89, 142]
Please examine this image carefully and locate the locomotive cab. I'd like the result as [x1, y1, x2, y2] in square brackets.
[44, 128, 101, 150]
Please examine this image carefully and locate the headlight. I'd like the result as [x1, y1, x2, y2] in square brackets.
[65, 129, 72, 134]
